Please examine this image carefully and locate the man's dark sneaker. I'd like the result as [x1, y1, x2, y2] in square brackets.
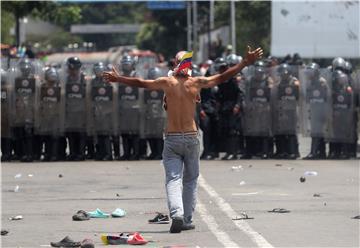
[169, 217, 183, 233]
[50, 236, 81, 247]
[1, 229, 9, 236]
[181, 223, 195, 231]
[148, 212, 170, 224]
[72, 210, 90, 221]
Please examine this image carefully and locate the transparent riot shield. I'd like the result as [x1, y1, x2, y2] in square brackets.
[89, 76, 115, 136]
[34, 67, 63, 137]
[117, 84, 142, 135]
[61, 63, 87, 132]
[141, 89, 165, 138]
[9, 59, 42, 129]
[242, 66, 272, 136]
[1, 68, 12, 138]
[272, 65, 300, 135]
[327, 72, 355, 143]
[299, 67, 331, 138]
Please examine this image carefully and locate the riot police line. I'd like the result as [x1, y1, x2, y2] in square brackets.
[1, 55, 359, 162]
[1, 56, 165, 162]
[197, 56, 359, 160]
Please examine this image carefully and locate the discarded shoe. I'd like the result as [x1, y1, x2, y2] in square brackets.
[170, 217, 183, 233]
[111, 208, 126, 218]
[232, 212, 254, 220]
[80, 238, 95, 248]
[87, 208, 110, 218]
[72, 210, 90, 221]
[148, 212, 170, 224]
[127, 232, 148, 245]
[50, 236, 81, 247]
[352, 215, 360, 219]
[101, 233, 128, 245]
[268, 208, 291, 213]
[1, 229, 9, 236]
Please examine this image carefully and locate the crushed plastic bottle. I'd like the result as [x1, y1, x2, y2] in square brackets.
[14, 174, 22, 179]
[304, 171, 318, 176]
[9, 215, 23, 220]
[14, 185, 20, 192]
[239, 181, 246, 186]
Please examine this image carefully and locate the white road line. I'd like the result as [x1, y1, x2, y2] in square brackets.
[199, 174, 274, 248]
[197, 198, 240, 248]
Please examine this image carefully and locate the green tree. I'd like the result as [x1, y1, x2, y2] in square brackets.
[136, 8, 187, 59]
[2, 1, 46, 46]
[1, 9, 15, 45]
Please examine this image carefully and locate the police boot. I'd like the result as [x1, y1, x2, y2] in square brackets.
[328, 142, 339, 159]
[287, 135, 299, 160]
[21, 137, 33, 163]
[75, 133, 86, 161]
[339, 143, 350, 159]
[120, 135, 131, 160]
[129, 135, 140, 161]
[303, 138, 319, 160]
[102, 137, 113, 161]
[112, 136, 120, 160]
[85, 137, 95, 160]
[1, 138, 12, 162]
[50, 137, 59, 161]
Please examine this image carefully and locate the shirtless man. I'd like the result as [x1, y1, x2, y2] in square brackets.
[103, 46, 263, 233]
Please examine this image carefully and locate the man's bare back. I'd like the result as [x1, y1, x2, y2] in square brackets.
[163, 75, 199, 133]
[102, 46, 263, 133]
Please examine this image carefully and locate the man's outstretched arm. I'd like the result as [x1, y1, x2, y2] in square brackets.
[102, 66, 167, 90]
[196, 46, 263, 89]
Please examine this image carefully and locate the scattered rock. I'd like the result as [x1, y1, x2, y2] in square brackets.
[58, 174, 63, 178]
[300, 176, 306, 183]
[313, 193, 321, 197]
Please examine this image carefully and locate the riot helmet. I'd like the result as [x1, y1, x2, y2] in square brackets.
[344, 61, 352, 75]
[45, 67, 59, 83]
[93, 62, 105, 77]
[278, 63, 291, 80]
[66, 57, 82, 70]
[147, 67, 162, 80]
[305, 62, 320, 79]
[254, 60, 266, 81]
[226, 54, 241, 67]
[18, 58, 34, 77]
[121, 55, 135, 75]
[1, 68, 7, 84]
[332, 57, 346, 72]
[214, 57, 228, 72]
[191, 64, 201, 77]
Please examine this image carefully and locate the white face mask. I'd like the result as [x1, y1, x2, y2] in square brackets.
[168, 69, 192, 77]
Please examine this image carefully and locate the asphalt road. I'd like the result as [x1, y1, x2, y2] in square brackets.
[1, 158, 359, 248]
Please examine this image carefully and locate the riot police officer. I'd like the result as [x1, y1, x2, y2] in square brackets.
[226, 54, 246, 156]
[12, 59, 38, 162]
[116, 55, 142, 160]
[64, 57, 87, 161]
[242, 60, 273, 159]
[37, 67, 62, 161]
[214, 57, 243, 160]
[327, 70, 354, 159]
[90, 62, 114, 161]
[303, 63, 330, 160]
[273, 63, 300, 159]
[141, 67, 165, 160]
[1, 68, 12, 161]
